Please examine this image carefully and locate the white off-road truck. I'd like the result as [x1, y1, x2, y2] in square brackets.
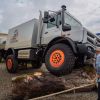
[1, 5, 100, 76]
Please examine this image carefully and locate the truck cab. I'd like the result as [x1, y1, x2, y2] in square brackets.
[41, 5, 99, 57]
[41, 8, 83, 45]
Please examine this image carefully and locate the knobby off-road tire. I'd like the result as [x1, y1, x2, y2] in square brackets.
[6, 55, 18, 73]
[45, 43, 75, 76]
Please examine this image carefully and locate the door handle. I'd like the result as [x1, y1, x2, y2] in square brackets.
[45, 32, 48, 34]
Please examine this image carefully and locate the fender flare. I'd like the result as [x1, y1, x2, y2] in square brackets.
[43, 37, 77, 59]
[5, 48, 15, 58]
[55, 37, 77, 54]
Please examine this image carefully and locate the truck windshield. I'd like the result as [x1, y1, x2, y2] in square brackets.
[64, 12, 82, 27]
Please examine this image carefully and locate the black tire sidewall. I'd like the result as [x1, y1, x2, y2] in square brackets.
[45, 43, 75, 76]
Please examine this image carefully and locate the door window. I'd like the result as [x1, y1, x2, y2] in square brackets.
[47, 14, 57, 28]
[47, 13, 61, 28]
[64, 13, 81, 27]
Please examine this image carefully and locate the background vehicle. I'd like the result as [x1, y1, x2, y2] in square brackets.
[1, 5, 100, 76]
[0, 33, 7, 62]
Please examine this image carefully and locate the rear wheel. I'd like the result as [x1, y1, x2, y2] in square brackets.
[6, 55, 18, 73]
[45, 43, 75, 76]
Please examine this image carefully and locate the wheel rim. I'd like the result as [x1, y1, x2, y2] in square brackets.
[7, 59, 13, 69]
[50, 50, 65, 68]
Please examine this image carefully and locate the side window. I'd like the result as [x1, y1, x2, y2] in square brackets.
[47, 15, 57, 28]
[71, 18, 81, 27]
[65, 13, 81, 27]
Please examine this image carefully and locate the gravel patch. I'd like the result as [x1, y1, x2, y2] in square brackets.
[0, 63, 98, 100]
[39, 92, 97, 100]
[0, 63, 40, 100]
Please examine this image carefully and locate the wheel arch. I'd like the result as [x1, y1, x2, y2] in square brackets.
[5, 48, 16, 59]
[45, 43, 75, 76]
[43, 37, 77, 60]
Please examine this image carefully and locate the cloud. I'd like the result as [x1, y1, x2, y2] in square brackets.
[67, 0, 100, 33]
[0, 0, 100, 33]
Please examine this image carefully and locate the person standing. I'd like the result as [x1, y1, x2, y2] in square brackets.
[96, 52, 100, 100]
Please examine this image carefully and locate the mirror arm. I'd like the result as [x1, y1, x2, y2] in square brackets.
[56, 14, 59, 28]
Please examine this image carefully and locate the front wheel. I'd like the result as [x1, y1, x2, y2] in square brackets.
[45, 43, 75, 76]
[6, 55, 18, 73]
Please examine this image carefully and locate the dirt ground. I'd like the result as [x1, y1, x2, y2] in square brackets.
[0, 63, 41, 100]
[0, 63, 98, 100]
[39, 92, 97, 100]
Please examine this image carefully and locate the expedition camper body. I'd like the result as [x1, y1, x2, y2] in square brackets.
[0, 33, 7, 62]
[2, 5, 100, 76]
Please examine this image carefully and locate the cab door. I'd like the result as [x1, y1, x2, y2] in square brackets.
[41, 14, 62, 44]
[63, 13, 83, 42]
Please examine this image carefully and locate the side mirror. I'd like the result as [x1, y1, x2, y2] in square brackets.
[44, 11, 49, 18]
[50, 17, 55, 22]
[62, 24, 71, 31]
[43, 11, 49, 23]
[43, 18, 48, 23]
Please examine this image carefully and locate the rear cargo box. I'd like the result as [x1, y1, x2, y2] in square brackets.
[6, 19, 38, 50]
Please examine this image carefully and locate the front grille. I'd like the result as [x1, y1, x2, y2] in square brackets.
[87, 31, 97, 46]
[87, 31, 100, 49]
[87, 37, 94, 45]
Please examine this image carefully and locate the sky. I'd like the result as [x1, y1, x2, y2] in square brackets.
[0, 0, 100, 34]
